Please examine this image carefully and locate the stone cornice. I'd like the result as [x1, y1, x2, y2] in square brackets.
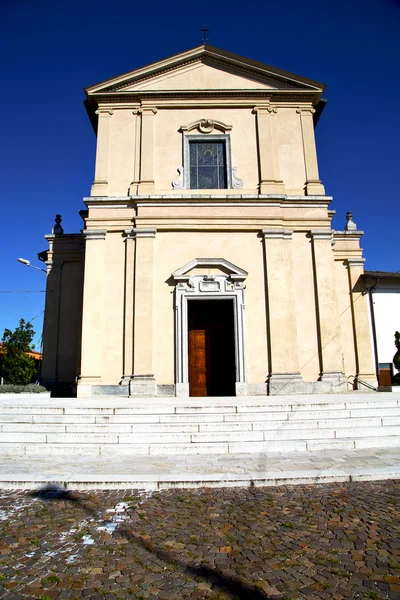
[124, 227, 157, 239]
[345, 258, 366, 268]
[84, 194, 333, 203]
[333, 230, 364, 239]
[262, 228, 293, 240]
[82, 229, 107, 240]
[310, 229, 334, 240]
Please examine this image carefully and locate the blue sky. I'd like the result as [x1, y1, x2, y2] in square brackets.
[1, 0, 399, 348]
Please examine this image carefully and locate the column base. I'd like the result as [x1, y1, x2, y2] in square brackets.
[90, 181, 108, 196]
[137, 181, 155, 194]
[268, 373, 313, 395]
[305, 180, 325, 195]
[235, 382, 249, 396]
[319, 371, 347, 393]
[129, 375, 157, 397]
[175, 383, 189, 397]
[260, 180, 285, 194]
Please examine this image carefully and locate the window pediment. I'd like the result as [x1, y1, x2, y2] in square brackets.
[180, 119, 232, 135]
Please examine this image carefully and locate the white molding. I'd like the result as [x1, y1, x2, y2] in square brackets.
[172, 257, 248, 282]
[124, 227, 157, 238]
[180, 118, 233, 134]
[346, 258, 366, 268]
[82, 229, 107, 241]
[310, 229, 334, 240]
[262, 228, 293, 240]
[173, 273, 248, 396]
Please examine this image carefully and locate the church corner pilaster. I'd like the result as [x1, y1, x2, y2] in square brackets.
[254, 105, 285, 195]
[78, 228, 108, 395]
[91, 110, 114, 197]
[310, 229, 345, 384]
[345, 257, 378, 390]
[296, 108, 325, 195]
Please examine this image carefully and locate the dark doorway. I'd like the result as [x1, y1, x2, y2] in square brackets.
[188, 299, 236, 397]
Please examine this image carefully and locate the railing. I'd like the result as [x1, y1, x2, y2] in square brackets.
[347, 375, 378, 392]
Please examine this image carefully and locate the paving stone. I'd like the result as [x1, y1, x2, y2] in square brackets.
[0, 481, 398, 599]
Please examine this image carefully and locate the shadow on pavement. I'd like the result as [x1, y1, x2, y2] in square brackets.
[27, 484, 272, 600]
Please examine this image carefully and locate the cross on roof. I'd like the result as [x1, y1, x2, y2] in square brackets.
[200, 25, 210, 43]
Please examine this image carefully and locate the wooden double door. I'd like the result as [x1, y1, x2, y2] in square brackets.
[188, 299, 236, 397]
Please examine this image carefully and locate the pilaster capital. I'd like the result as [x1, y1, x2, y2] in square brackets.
[124, 227, 157, 239]
[296, 108, 316, 116]
[253, 105, 278, 115]
[310, 229, 333, 241]
[346, 257, 365, 268]
[82, 229, 107, 241]
[133, 107, 158, 115]
[95, 109, 114, 116]
[262, 228, 293, 240]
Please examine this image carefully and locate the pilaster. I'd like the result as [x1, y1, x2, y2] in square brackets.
[346, 258, 378, 389]
[254, 106, 285, 194]
[91, 110, 113, 196]
[41, 259, 63, 385]
[137, 107, 157, 195]
[121, 230, 136, 386]
[262, 229, 305, 395]
[131, 227, 157, 396]
[311, 229, 346, 391]
[297, 108, 325, 195]
[77, 229, 107, 396]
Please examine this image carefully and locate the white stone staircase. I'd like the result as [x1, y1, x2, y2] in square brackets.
[0, 393, 399, 456]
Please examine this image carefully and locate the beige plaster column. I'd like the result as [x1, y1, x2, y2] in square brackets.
[254, 106, 284, 194]
[311, 230, 346, 390]
[128, 111, 141, 196]
[131, 227, 157, 396]
[91, 110, 113, 196]
[41, 257, 63, 385]
[346, 258, 378, 388]
[121, 230, 135, 385]
[262, 229, 305, 395]
[77, 229, 107, 397]
[137, 107, 157, 195]
[297, 108, 325, 195]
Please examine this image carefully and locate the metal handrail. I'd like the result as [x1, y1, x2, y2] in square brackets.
[347, 375, 378, 392]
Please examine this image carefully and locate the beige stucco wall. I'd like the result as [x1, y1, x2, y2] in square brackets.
[41, 235, 84, 389]
[153, 231, 268, 385]
[292, 232, 320, 381]
[100, 103, 312, 197]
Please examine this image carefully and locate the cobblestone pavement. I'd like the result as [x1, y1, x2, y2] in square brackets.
[0, 481, 399, 600]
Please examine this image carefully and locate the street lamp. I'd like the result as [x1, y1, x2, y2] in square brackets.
[17, 258, 47, 273]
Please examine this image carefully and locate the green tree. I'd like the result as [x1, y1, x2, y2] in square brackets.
[1, 319, 37, 385]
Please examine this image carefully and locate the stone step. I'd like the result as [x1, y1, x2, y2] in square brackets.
[1, 416, 398, 434]
[0, 435, 399, 457]
[0, 397, 398, 416]
[0, 403, 399, 422]
[0, 425, 399, 446]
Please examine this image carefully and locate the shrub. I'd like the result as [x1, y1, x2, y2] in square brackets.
[0, 384, 47, 394]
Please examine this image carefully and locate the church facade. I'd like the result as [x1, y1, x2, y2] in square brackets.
[40, 45, 377, 398]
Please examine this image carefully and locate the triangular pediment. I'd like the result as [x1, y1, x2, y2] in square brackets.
[121, 62, 278, 92]
[172, 258, 248, 282]
[85, 45, 325, 96]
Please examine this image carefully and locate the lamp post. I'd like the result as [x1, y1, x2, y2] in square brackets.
[16, 257, 47, 385]
[17, 258, 47, 274]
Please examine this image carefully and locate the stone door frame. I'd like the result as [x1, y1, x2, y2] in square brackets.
[171, 258, 248, 397]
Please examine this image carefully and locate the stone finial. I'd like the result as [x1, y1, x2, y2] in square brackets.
[52, 214, 64, 236]
[345, 211, 357, 231]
